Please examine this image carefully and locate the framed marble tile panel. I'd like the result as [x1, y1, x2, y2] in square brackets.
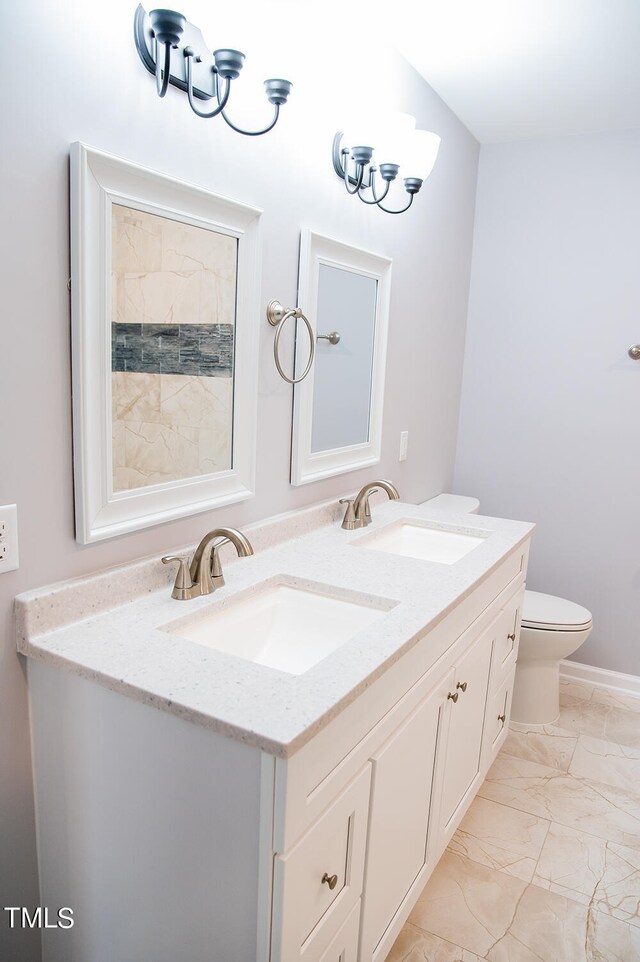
[71, 143, 261, 543]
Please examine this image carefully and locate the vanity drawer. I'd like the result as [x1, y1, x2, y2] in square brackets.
[317, 900, 361, 962]
[492, 586, 525, 681]
[486, 667, 516, 758]
[272, 764, 371, 961]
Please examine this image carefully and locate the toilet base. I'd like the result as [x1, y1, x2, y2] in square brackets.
[511, 659, 561, 726]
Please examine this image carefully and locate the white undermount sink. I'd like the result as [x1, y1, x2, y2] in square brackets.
[161, 580, 392, 675]
[354, 520, 488, 565]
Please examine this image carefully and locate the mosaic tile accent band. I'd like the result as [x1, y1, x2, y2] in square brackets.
[112, 322, 234, 377]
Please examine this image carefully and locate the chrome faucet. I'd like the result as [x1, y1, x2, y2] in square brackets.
[162, 527, 254, 601]
[340, 480, 400, 530]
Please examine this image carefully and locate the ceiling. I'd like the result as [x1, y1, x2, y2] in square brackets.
[386, 0, 640, 143]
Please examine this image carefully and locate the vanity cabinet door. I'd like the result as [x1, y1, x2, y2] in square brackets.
[492, 588, 524, 676]
[438, 629, 493, 840]
[359, 671, 454, 961]
[272, 764, 371, 962]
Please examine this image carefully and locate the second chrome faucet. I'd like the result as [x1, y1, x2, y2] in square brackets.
[162, 527, 254, 601]
[340, 480, 400, 530]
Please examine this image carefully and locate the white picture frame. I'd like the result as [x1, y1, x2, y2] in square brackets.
[70, 142, 262, 543]
[291, 230, 391, 486]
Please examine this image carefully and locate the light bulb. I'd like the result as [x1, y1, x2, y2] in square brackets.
[341, 108, 379, 151]
[402, 130, 441, 181]
[373, 112, 416, 166]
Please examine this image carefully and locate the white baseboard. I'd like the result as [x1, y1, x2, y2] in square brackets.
[560, 659, 640, 697]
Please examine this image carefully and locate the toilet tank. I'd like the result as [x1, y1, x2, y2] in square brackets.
[421, 494, 480, 514]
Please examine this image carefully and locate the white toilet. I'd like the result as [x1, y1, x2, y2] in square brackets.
[422, 494, 593, 727]
[511, 591, 592, 725]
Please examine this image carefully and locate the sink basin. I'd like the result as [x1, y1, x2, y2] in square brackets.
[354, 520, 487, 565]
[161, 580, 392, 675]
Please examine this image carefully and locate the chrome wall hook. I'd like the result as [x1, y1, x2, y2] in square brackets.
[266, 300, 315, 385]
[134, 5, 292, 136]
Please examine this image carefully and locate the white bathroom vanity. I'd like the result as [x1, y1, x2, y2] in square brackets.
[17, 499, 533, 962]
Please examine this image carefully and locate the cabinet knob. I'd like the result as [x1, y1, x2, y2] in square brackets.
[322, 872, 338, 890]
[447, 691, 459, 703]
[507, 632, 516, 641]
[498, 713, 506, 723]
[456, 681, 468, 692]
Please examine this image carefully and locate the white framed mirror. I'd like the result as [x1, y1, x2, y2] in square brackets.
[70, 143, 261, 543]
[291, 231, 391, 485]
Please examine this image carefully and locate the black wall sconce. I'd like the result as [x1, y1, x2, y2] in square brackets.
[332, 114, 440, 214]
[134, 6, 292, 136]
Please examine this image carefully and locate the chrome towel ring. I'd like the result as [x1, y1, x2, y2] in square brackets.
[266, 299, 315, 384]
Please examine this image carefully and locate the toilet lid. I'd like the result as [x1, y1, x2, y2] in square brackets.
[521, 590, 592, 631]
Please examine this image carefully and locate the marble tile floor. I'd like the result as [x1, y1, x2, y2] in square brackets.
[386, 679, 640, 961]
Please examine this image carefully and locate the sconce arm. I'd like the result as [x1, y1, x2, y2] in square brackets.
[357, 169, 391, 205]
[332, 133, 360, 186]
[155, 39, 171, 97]
[333, 134, 367, 195]
[375, 192, 415, 215]
[185, 53, 231, 118]
[343, 157, 365, 195]
[221, 104, 280, 136]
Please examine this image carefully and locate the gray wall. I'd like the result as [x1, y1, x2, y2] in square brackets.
[455, 129, 640, 676]
[0, 1, 479, 957]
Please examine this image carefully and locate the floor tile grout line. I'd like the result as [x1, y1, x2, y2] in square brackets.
[559, 697, 640, 752]
[480, 756, 640, 852]
[444, 840, 539, 886]
[451, 797, 640, 896]
[477, 785, 640, 854]
[500, 723, 640, 809]
[476, 785, 556, 824]
[415, 850, 640, 957]
[531, 875, 640, 929]
[567, 729, 581, 770]
[450, 794, 553, 883]
[531, 815, 553, 879]
[503, 727, 579, 773]
[399, 920, 485, 960]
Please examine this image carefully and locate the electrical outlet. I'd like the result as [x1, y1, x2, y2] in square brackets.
[0, 504, 19, 573]
[399, 431, 409, 462]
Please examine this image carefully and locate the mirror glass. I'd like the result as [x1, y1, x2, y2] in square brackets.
[311, 266, 378, 453]
[71, 143, 261, 543]
[111, 205, 237, 492]
[291, 231, 392, 486]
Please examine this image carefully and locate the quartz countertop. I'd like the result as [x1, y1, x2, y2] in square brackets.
[16, 499, 534, 757]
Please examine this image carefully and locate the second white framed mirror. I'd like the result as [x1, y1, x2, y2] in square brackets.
[291, 231, 391, 486]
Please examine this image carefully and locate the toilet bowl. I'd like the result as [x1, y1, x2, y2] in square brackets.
[422, 495, 593, 727]
[511, 590, 592, 725]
